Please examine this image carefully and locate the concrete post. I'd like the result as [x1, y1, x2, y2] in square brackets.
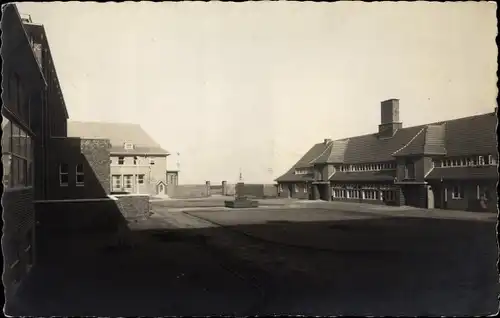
[222, 180, 227, 196]
[206, 181, 211, 197]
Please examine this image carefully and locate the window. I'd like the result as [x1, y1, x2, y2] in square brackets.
[405, 161, 415, 180]
[294, 184, 298, 193]
[76, 164, 84, 186]
[488, 155, 497, 165]
[138, 174, 145, 184]
[59, 163, 69, 186]
[477, 185, 490, 201]
[303, 184, 308, 193]
[124, 143, 134, 150]
[112, 175, 122, 190]
[118, 156, 124, 165]
[133, 156, 138, 165]
[278, 183, 283, 192]
[451, 186, 463, 199]
[124, 175, 133, 189]
[478, 156, 485, 165]
[2, 118, 33, 189]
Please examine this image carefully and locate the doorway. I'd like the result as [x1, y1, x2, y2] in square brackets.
[157, 182, 166, 195]
[318, 184, 330, 201]
[288, 184, 293, 198]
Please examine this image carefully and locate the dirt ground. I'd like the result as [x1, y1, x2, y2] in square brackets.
[8, 201, 499, 316]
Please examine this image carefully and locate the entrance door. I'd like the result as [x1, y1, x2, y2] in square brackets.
[288, 184, 293, 198]
[433, 186, 442, 209]
[158, 183, 165, 195]
[319, 184, 330, 201]
[427, 185, 434, 209]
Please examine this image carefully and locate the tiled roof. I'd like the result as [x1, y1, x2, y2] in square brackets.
[425, 166, 498, 181]
[276, 110, 497, 183]
[310, 140, 348, 164]
[67, 121, 169, 156]
[442, 113, 497, 157]
[330, 170, 396, 182]
[392, 127, 426, 157]
[423, 124, 447, 155]
[275, 142, 329, 182]
[340, 125, 424, 163]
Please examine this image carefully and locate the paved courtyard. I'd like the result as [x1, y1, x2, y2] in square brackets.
[9, 200, 499, 316]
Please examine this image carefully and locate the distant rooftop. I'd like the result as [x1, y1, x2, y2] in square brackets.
[20, 13, 32, 24]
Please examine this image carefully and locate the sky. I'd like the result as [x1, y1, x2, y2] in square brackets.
[16, 1, 498, 184]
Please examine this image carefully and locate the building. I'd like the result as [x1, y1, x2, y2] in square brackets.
[2, 4, 114, 300]
[67, 121, 170, 196]
[276, 99, 498, 212]
[167, 170, 179, 186]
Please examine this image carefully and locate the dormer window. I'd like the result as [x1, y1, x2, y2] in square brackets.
[124, 143, 134, 150]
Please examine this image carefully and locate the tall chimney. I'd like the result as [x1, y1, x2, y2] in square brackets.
[378, 99, 402, 138]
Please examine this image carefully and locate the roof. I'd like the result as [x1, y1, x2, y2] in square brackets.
[276, 110, 497, 182]
[425, 166, 498, 181]
[274, 142, 330, 182]
[67, 121, 169, 156]
[22, 21, 69, 119]
[310, 140, 348, 164]
[2, 4, 47, 91]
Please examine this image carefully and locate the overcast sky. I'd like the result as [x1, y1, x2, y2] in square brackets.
[17, 1, 497, 184]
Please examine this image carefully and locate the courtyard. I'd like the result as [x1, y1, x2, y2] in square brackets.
[8, 199, 499, 316]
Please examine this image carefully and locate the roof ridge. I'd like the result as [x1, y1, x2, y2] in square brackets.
[391, 127, 426, 156]
[329, 111, 493, 143]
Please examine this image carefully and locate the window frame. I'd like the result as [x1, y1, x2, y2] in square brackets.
[112, 174, 122, 190]
[59, 163, 69, 187]
[124, 175, 133, 189]
[76, 163, 85, 186]
[138, 174, 145, 184]
[118, 156, 124, 165]
[451, 185, 463, 200]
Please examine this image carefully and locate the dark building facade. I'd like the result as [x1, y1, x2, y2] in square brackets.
[276, 99, 498, 213]
[2, 4, 112, 298]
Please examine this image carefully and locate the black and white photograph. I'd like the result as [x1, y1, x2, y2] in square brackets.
[1, 1, 498, 316]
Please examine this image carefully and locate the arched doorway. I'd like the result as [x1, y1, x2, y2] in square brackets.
[157, 181, 166, 195]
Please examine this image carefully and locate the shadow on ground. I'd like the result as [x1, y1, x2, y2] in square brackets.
[7, 211, 499, 317]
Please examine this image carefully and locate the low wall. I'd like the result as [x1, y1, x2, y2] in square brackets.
[167, 184, 210, 198]
[34, 195, 150, 234]
[223, 183, 236, 196]
[234, 183, 279, 199]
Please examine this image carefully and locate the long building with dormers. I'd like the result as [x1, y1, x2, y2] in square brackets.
[276, 99, 498, 212]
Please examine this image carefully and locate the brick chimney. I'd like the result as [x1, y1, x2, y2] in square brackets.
[378, 99, 402, 138]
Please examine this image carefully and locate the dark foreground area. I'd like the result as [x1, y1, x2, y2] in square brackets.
[6, 206, 499, 316]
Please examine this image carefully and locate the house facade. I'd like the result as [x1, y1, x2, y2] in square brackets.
[276, 99, 498, 213]
[67, 122, 170, 196]
[2, 5, 113, 300]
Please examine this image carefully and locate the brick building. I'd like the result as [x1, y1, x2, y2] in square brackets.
[67, 121, 170, 196]
[276, 99, 498, 212]
[2, 5, 113, 299]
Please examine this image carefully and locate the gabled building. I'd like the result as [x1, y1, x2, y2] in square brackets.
[276, 99, 498, 212]
[2, 4, 112, 300]
[67, 121, 170, 196]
